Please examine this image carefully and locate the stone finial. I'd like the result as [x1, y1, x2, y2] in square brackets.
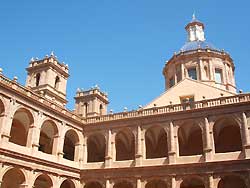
[50, 51, 55, 57]
[30, 57, 35, 62]
[109, 109, 113, 114]
[0, 68, 3, 74]
[76, 88, 81, 93]
[13, 76, 18, 82]
[239, 89, 243, 93]
[124, 107, 128, 112]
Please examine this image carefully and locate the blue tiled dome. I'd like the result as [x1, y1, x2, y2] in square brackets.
[180, 41, 217, 52]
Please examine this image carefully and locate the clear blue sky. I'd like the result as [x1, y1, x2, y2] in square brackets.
[0, 0, 249, 112]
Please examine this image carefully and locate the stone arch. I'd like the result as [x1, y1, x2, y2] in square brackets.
[145, 126, 168, 159]
[63, 129, 80, 161]
[218, 175, 247, 188]
[87, 133, 106, 162]
[33, 173, 53, 188]
[84, 181, 103, 188]
[180, 176, 205, 188]
[115, 128, 135, 161]
[60, 179, 76, 188]
[39, 120, 59, 154]
[1, 168, 26, 188]
[145, 179, 167, 188]
[213, 117, 242, 153]
[9, 107, 34, 146]
[178, 121, 203, 156]
[114, 180, 134, 188]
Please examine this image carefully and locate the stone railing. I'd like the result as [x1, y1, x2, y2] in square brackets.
[85, 94, 250, 124]
[0, 74, 82, 123]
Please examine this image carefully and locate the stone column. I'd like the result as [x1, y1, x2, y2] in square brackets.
[168, 121, 176, 164]
[208, 175, 214, 188]
[242, 112, 250, 158]
[135, 126, 143, 166]
[204, 117, 213, 161]
[106, 179, 113, 188]
[137, 178, 145, 188]
[74, 143, 83, 162]
[83, 135, 88, 164]
[0, 98, 15, 143]
[105, 130, 113, 168]
[28, 111, 43, 152]
[170, 176, 176, 188]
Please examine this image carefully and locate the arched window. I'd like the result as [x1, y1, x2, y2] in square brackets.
[54, 76, 60, 89]
[178, 122, 203, 156]
[1, 168, 26, 188]
[218, 175, 247, 188]
[114, 181, 133, 188]
[9, 108, 34, 146]
[180, 177, 205, 188]
[84, 102, 88, 117]
[213, 118, 242, 153]
[99, 104, 103, 115]
[60, 179, 75, 188]
[87, 133, 106, 162]
[145, 126, 168, 159]
[115, 129, 135, 161]
[39, 120, 58, 154]
[63, 129, 79, 161]
[85, 182, 103, 188]
[33, 174, 53, 188]
[145, 180, 167, 188]
[35, 73, 41, 87]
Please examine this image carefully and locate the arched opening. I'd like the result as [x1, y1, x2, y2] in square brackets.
[84, 181, 103, 188]
[218, 175, 247, 188]
[33, 174, 53, 188]
[213, 118, 242, 153]
[9, 108, 34, 146]
[145, 126, 168, 159]
[84, 103, 88, 117]
[114, 181, 133, 188]
[0, 99, 5, 126]
[39, 120, 58, 154]
[115, 129, 135, 161]
[99, 104, 103, 115]
[0, 99, 4, 115]
[1, 168, 26, 188]
[145, 180, 167, 188]
[63, 129, 79, 161]
[60, 179, 75, 188]
[36, 73, 41, 87]
[178, 122, 203, 156]
[87, 133, 106, 162]
[54, 76, 60, 89]
[180, 177, 205, 188]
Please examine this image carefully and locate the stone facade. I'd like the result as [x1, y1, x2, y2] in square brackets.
[0, 16, 250, 188]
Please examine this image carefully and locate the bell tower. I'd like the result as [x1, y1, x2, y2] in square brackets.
[26, 52, 69, 106]
[74, 86, 109, 117]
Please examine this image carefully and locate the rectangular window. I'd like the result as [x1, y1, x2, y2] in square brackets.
[215, 68, 222, 83]
[188, 68, 197, 80]
[169, 77, 174, 88]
